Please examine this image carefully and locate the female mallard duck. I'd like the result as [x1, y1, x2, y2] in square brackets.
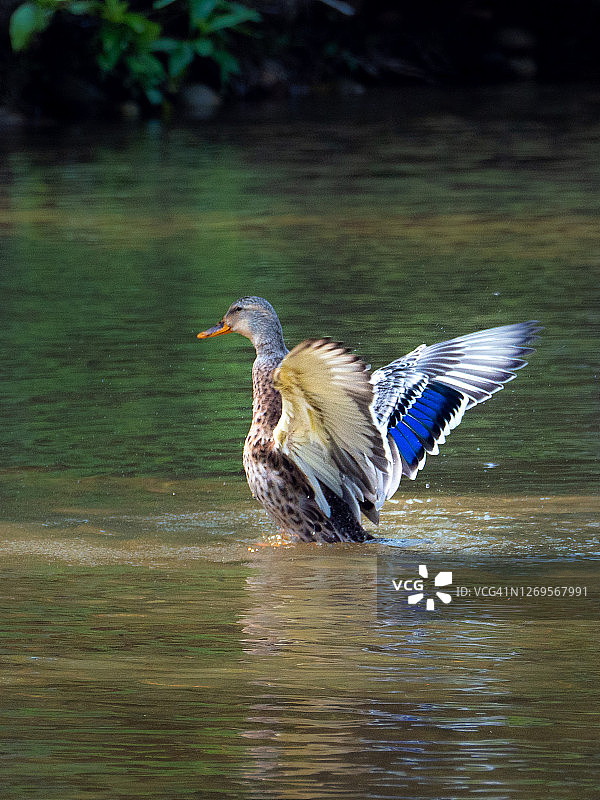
[198, 297, 539, 543]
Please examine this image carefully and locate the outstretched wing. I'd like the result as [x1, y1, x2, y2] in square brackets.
[371, 321, 541, 503]
[272, 338, 389, 523]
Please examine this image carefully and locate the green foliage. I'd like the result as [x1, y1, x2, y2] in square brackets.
[152, 0, 260, 85]
[9, 0, 93, 51]
[9, 3, 50, 51]
[9, 0, 261, 107]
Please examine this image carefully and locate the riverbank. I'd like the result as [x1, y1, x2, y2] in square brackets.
[2, 0, 600, 123]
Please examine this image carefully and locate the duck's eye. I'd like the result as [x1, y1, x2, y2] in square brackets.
[230, 305, 242, 314]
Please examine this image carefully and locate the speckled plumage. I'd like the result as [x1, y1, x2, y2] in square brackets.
[198, 297, 540, 544]
[242, 353, 372, 542]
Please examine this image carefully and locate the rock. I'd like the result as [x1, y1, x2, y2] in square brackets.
[506, 56, 538, 80]
[497, 27, 536, 52]
[119, 101, 141, 121]
[259, 59, 288, 91]
[337, 78, 366, 96]
[179, 84, 222, 120]
[0, 106, 26, 129]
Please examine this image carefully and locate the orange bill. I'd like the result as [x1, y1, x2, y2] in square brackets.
[197, 321, 232, 339]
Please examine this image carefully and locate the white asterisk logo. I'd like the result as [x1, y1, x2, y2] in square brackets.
[408, 565, 453, 610]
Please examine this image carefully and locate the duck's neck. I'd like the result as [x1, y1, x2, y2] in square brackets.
[250, 349, 287, 439]
[245, 314, 287, 438]
[251, 314, 287, 360]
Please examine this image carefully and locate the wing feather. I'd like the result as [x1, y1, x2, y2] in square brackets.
[371, 321, 541, 503]
[272, 338, 389, 523]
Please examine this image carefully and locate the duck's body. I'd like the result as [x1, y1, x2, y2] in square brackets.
[199, 297, 539, 543]
[242, 352, 371, 542]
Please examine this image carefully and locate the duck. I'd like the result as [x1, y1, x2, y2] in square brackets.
[198, 297, 539, 543]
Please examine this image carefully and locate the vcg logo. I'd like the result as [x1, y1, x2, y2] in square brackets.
[393, 564, 453, 611]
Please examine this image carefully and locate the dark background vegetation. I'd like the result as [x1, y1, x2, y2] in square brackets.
[1, 0, 600, 121]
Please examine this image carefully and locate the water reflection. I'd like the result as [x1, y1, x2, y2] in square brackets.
[238, 543, 599, 798]
[0, 487, 598, 798]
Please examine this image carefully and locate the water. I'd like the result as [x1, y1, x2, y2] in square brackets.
[0, 85, 599, 799]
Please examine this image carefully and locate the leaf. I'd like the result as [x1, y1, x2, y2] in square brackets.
[193, 37, 213, 57]
[122, 11, 155, 35]
[190, 0, 218, 24]
[126, 52, 165, 80]
[316, 0, 355, 15]
[151, 37, 180, 53]
[101, 0, 129, 24]
[203, 5, 260, 33]
[212, 47, 239, 83]
[152, 0, 177, 8]
[67, 1, 98, 14]
[124, 52, 166, 102]
[98, 26, 127, 72]
[167, 42, 195, 78]
[9, 2, 53, 51]
[145, 87, 163, 105]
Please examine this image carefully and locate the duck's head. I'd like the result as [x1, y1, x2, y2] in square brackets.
[198, 296, 286, 356]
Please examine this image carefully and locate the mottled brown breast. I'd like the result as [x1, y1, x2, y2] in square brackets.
[241, 351, 371, 542]
[249, 357, 283, 439]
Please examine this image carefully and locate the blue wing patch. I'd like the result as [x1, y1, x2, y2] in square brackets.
[372, 319, 540, 493]
[388, 381, 466, 476]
